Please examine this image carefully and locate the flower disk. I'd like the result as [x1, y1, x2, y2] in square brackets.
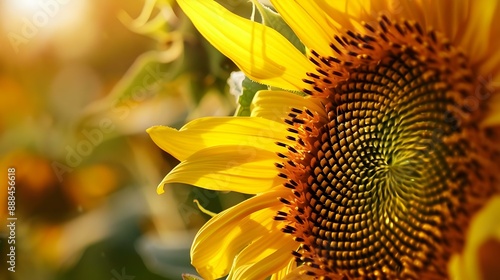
[275, 16, 500, 279]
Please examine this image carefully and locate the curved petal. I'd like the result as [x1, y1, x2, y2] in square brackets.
[177, 0, 315, 91]
[270, 0, 335, 55]
[191, 188, 288, 279]
[416, 0, 465, 44]
[147, 117, 292, 161]
[251, 90, 327, 122]
[227, 233, 296, 280]
[458, 0, 499, 66]
[390, 0, 426, 30]
[157, 145, 284, 194]
[282, 266, 314, 280]
[477, 52, 500, 87]
[482, 97, 500, 128]
[271, 259, 297, 280]
[484, 112, 500, 127]
[448, 196, 500, 280]
[480, 73, 500, 127]
[314, 0, 372, 31]
[474, 8, 500, 87]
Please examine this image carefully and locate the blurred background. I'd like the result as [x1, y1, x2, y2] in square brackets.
[0, 0, 256, 279]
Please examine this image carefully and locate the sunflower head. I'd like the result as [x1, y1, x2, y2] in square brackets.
[272, 12, 500, 279]
[149, 0, 500, 279]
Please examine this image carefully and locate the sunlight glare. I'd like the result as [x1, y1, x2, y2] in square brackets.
[1, 0, 95, 58]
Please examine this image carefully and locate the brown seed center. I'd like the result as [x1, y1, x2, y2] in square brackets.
[274, 16, 500, 280]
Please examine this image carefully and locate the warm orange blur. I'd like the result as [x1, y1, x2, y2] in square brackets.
[0, 1, 236, 279]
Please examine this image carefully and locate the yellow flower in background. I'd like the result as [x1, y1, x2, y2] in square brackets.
[148, 0, 500, 279]
[448, 196, 500, 280]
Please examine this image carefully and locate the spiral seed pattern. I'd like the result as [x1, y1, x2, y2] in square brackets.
[306, 53, 460, 278]
[274, 16, 500, 279]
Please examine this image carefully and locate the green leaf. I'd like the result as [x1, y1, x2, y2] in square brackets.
[215, 0, 255, 18]
[182, 273, 204, 280]
[221, 1, 306, 117]
[216, 0, 304, 53]
[252, 1, 305, 53]
[76, 50, 184, 132]
[235, 76, 267, 116]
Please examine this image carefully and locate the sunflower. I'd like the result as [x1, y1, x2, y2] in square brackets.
[148, 0, 500, 279]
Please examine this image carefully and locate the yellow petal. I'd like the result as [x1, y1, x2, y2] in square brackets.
[389, 0, 426, 30]
[416, 0, 463, 43]
[480, 72, 500, 127]
[157, 145, 284, 194]
[251, 90, 327, 122]
[485, 112, 500, 127]
[270, 259, 294, 280]
[481, 94, 500, 127]
[459, 0, 499, 65]
[191, 189, 288, 279]
[475, 31, 500, 91]
[477, 51, 500, 86]
[177, 0, 315, 91]
[282, 266, 313, 280]
[227, 233, 296, 280]
[448, 196, 500, 280]
[147, 117, 292, 161]
[270, 0, 335, 55]
[313, 0, 372, 31]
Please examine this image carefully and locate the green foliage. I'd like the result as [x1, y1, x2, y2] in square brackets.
[232, 0, 305, 116]
[234, 77, 267, 116]
[252, 1, 305, 53]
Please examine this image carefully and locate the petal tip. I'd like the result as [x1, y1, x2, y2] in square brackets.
[146, 125, 166, 135]
[156, 183, 165, 194]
